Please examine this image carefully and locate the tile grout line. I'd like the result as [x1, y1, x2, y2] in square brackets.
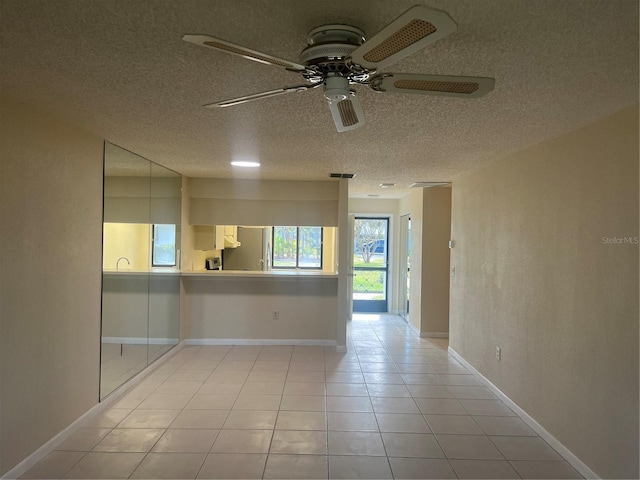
[193, 344, 241, 480]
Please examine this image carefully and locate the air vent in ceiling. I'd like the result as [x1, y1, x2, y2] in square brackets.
[329, 173, 356, 178]
[409, 182, 449, 188]
[379, 183, 395, 188]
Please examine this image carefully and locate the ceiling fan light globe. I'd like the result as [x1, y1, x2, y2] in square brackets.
[324, 75, 350, 101]
[325, 90, 349, 101]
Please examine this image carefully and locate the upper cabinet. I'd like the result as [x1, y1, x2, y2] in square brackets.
[223, 226, 240, 248]
[192, 225, 241, 251]
[193, 225, 225, 251]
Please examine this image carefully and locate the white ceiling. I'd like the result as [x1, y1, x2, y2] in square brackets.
[1, 0, 638, 198]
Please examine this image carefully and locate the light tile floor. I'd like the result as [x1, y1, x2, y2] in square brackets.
[21, 314, 583, 479]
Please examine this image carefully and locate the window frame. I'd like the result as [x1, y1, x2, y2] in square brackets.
[272, 226, 323, 270]
[151, 224, 177, 267]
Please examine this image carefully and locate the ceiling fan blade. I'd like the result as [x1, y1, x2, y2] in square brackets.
[369, 73, 495, 98]
[328, 92, 365, 132]
[183, 34, 307, 71]
[350, 6, 457, 70]
[205, 84, 319, 108]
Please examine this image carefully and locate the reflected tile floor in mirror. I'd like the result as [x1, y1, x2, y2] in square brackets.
[22, 314, 582, 479]
[101, 344, 174, 397]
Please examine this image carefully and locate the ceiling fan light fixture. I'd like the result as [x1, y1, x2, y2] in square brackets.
[324, 76, 350, 101]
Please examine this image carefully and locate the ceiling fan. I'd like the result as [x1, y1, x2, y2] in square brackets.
[183, 5, 495, 132]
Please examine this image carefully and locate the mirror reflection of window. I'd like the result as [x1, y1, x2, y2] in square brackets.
[273, 226, 322, 269]
[152, 224, 176, 267]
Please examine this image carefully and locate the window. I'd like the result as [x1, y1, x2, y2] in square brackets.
[152, 224, 176, 267]
[272, 226, 322, 269]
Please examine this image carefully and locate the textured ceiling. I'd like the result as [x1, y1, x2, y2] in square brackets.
[1, 0, 638, 198]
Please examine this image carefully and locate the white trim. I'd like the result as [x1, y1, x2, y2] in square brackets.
[420, 332, 449, 338]
[447, 347, 600, 480]
[335, 345, 348, 353]
[102, 337, 179, 345]
[406, 321, 449, 339]
[407, 320, 421, 337]
[2, 342, 185, 480]
[184, 338, 337, 347]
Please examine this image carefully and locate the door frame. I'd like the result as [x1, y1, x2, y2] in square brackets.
[352, 216, 391, 313]
[348, 214, 355, 319]
[398, 214, 411, 320]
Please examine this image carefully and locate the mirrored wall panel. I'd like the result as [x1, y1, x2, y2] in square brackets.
[101, 142, 181, 398]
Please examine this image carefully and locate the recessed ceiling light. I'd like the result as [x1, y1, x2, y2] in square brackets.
[379, 183, 395, 188]
[231, 161, 260, 168]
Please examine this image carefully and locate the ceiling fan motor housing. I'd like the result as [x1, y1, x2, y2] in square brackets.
[299, 25, 367, 79]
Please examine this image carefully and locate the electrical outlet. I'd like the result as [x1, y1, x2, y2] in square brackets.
[272, 310, 279, 320]
[495, 346, 501, 361]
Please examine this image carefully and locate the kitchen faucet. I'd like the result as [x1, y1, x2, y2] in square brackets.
[116, 257, 130, 271]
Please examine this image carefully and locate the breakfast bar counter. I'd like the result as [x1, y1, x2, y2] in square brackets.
[180, 269, 338, 278]
[180, 269, 339, 343]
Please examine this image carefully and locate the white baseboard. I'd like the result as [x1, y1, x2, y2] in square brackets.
[407, 321, 421, 337]
[420, 332, 449, 338]
[335, 345, 348, 353]
[184, 338, 337, 347]
[102, 337, 179, 345]
[2, 342, 185, 480]
[447, 347, 599, 480]
[406, 321, 449, 339]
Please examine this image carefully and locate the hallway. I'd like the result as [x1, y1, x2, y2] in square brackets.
[21, 314, 582, 479]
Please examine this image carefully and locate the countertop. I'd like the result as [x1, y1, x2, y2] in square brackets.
[103, 269, 338, 278]
[103, 268, 181, 276]
[181, 270, 339, 279]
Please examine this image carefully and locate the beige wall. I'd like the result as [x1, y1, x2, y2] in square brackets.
[102, 223, 150, 270]
[450, 105, 639, 479]
[399, 190, 424, 333]
[322, 227, 337, 272]
[0, 98, 103, 475]
[189, 178, 339, 226]
[420, 187, 451, 335]
[335, 179, 349, 347]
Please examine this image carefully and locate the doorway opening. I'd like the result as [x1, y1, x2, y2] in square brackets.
[352, 217, 389, 312]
